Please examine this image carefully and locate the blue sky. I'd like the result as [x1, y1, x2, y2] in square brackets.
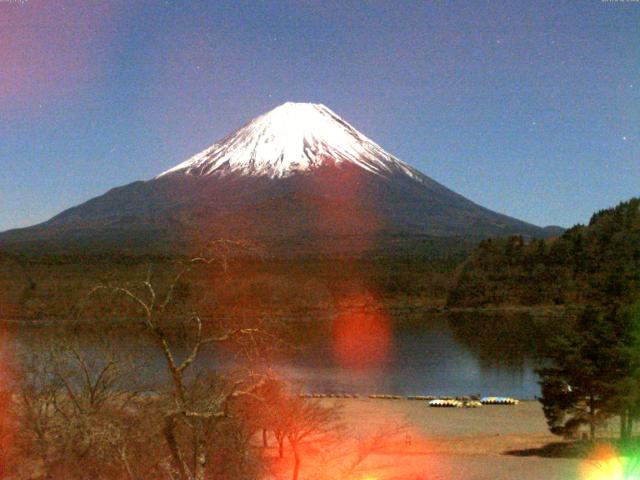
[1, 0, 638, 231]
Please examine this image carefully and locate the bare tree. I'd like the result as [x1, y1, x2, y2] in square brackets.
[292, 421, 408, 480]
[199, 239, 264, 275]
[83, 244, 271, 480]
[14, 345, 60, 479]
[286, 398, 339, 480]
[12, 332, 151, 480]
[267, 393, 401, 480]
[0, 388, 16, 479]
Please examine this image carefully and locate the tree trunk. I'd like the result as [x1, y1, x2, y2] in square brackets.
[194, 445, 207, 480]
[39, 441, 53, 480]
[119, 447, 137, 480]
[262, 428, 268, 448]
[163, 416, 191, 480]
[277, 436, 284, 458]
[589, 394, 596, 440]
[193, 421, 207, 480]
[291, 444, 300, 480]
[621, 411, 628, 441]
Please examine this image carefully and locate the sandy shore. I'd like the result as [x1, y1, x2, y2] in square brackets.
[267, 399, 583, 480]
[340, 398, 582, 479]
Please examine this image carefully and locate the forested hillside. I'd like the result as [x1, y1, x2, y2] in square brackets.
[0, 240, 471, 323]
[448, 198, 640, 308]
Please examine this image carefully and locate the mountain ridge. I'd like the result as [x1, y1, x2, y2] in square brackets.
[0, 102, 558, 255]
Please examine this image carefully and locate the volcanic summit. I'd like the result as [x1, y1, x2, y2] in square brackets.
[0, 102, 554, 254]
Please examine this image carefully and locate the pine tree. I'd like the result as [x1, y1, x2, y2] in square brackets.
[537, 307, 631, 440]
[608, 303, 640, 441]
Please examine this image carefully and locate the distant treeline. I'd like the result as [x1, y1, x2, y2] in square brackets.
[0, 237, 473, 322]
[5, 198, 638, 320]
[448, 198, 640, 308]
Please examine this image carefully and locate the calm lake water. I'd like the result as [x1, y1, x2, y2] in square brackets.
[272, 314, 548, 399]
[7, 312, 555, 400]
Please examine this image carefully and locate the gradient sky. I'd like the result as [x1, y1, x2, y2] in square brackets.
[1, 0, 638, 231]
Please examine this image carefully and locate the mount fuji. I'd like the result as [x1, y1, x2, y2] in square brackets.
[0, 102, 558, 255]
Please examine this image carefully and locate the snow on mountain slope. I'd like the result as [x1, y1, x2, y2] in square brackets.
[158, 102, 422, 181]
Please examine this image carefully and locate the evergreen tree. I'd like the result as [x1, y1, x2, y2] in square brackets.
[448, 197, 640, 308]
[537, 307, 631, 440]
[609, 303, 640, 441]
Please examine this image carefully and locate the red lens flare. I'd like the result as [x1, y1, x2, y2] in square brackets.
[331, 294, 392, 370]
[310, 161, 383, 253]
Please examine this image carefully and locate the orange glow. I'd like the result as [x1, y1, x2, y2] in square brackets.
[580, 457, 624, 480]
[309, 154, 392, 370]
[331, 295, 392, 369]
[311, 162, 383, 250]
[579, 443, 640, 480]
[301, 392, 437, 477]
[264, 396, 448, 480]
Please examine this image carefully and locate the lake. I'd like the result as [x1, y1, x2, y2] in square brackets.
[271, 313, 548, 399]
[5, 311, 556, 400]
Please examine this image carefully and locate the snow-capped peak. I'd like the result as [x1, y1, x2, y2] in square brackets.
[157, 102, 421, 180]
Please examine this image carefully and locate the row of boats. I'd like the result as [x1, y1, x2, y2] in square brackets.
[297, 393, 520, 406]
[428, 397, 519, 407]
